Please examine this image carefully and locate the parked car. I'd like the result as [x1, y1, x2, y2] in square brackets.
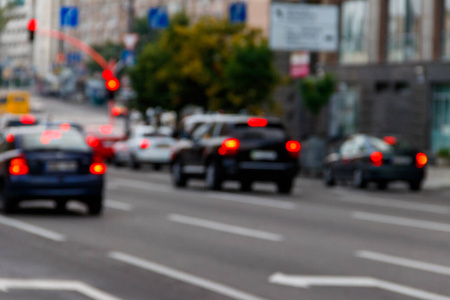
[0, 114, 39, 131]
[85, 124, 126, 162]
[0, 126, 106, 215]
[323, 134, 427, 191]
[112, 125, 176, 170]
[171, 115, 300, 194]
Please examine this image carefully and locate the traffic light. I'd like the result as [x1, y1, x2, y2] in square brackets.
[102, 69, 113, 80]
[27, 19, 38, 42]
[105, 77, 120, 100]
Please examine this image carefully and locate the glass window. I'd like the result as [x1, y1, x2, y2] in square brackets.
[443, 0, 450, 59]
[21, 131, 90, 152]
[340, 0, 369, 64]
[387, 0, 422, 62]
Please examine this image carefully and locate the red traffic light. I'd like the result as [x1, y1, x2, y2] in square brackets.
[102, 69, 113, 80]
[106, 78, 120, 91]
[27, 19, 38, 32]
[111, 106, 122, 117]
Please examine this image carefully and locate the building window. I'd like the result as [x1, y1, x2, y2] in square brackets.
[340, 0, 369, 64]
[387, 0, 422, 62]
[443, 0, 450, 59]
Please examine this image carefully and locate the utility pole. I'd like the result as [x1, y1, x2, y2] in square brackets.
[124, 0, 134, 137]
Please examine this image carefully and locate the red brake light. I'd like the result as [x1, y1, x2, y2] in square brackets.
[219, 138, 240, 156]
[247, 118, 268, 127]
[60, 123, 71, 132]
[286, 141, 301, 158]
[416, 153, 428, 168]
[111, 106, 122, 117]
[370, 151, 383, 167]
[90, 163, 106, 175]
[6, 134, 14, 143]
[87, 136, 99, 148]
[140, 139, 150, 149]
[20, 114, 36, 125]
[10, 157, 29, 176]
[383, 136, 397, 145]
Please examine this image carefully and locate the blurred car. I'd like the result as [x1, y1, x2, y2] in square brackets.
[323, 134, 427, 191]
[174, 114, 221, 139]
[0, 90, 31, 115]
[0, 114, 39, 130]
[171, 115, 300, 194]
[112, 125, 176, 170]
[0, 126, 106, 215]
[85, 124, 126, 162]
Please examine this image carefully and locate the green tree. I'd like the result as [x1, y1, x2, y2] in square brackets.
[131, 13, 279, 115]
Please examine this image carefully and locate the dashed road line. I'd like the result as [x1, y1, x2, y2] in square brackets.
[0, 216, 66, 242]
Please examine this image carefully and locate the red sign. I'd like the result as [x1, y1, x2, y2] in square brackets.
[290, 52, 310, 78]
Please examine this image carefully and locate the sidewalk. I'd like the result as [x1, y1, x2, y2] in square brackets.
[425, 166, 450, 190]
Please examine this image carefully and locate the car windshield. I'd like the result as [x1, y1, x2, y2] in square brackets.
[234, 123, 286, 140]
[21, 130, 90, 152]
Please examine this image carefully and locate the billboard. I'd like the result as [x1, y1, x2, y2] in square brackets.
[270, 3, 339, 52]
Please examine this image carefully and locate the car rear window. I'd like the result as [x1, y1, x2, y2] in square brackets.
[21, 130, 90, 152]
[368, 137, 394, 152]
[6, 120, 38, 127]
[234, 123, 286, 140]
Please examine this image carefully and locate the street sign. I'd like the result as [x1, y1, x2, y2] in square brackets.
[121, 50, 136, 67]
[270, 3, 338, 52]
[60, 6, 79, 28]
[290, 52, 310, 78]
[67, 52, 82, 64]
[229, 2, 246, 23]
[122, 33, 140, 50]
[148, 7, 169, 29]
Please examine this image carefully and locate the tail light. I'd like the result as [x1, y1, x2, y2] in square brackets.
[218, 138, 240, 156]
[140, 139, 150, 149]
[9, 156, 29, 176]
[20, 114, 36, 125]
[370, 151, 383, 167]
[247, 118, 268, 127]
[286, 141, 301, 158]
[416, 153, 428, 168]
[90, 163, 107, 175]
[86, 136, 99, 148]
[6, 134, 14, 143]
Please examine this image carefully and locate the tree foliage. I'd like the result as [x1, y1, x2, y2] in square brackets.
[87, 41, 125, 73]
[298, 73, 336, 116]
[130, 13, 279, 115]
[0, 1, 17, 35]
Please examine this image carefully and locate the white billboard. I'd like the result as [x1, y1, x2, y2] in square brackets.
[270, 3, 339, 52]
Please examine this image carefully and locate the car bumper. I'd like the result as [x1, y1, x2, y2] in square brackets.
[221, 159, 299, 181]
[366, 166, 425, 182]
[136, 150, 172, 164]
[6, 174, 104, 200]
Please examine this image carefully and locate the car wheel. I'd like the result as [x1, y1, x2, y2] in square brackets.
[153, 163, 162, 171]
[2, 193, 17, 214]
[172, 160, 188, 187]
[240, 180, 252, 192]
[87, 196, 103, 216]
[353, 169, 367, 189]
[377, 181, 388, 190]
[409, 180, 422, 192]
[55, 200, 67, 212]
[206, 162, 222, 191]
[277, 179, 293, 194]
[129, 155, 141, 170]
[324, 168, 336, 187]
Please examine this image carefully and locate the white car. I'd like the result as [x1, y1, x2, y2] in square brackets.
[112, 125, 176, 170]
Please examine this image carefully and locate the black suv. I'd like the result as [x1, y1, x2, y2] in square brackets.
[171, 115, 300, 194]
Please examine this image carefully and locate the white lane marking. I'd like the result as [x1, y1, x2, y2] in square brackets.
[109, 252, 269, 300]
[105, 200, 133, 211]
[168, 214, 283, 242]
[0, 279, 123, 300]
[115, 179, 171, 193]
[0, 216, 66, 242]
[356, 251, 450, 276]
[269, 273, 450, 300]
[333, 191, 449, 214]
[352, 212, 450, 233]
[207, 193, 296, 210]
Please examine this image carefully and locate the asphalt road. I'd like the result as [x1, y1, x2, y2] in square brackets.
[1, 96, 449, 300]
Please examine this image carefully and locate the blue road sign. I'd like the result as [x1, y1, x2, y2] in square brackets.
[60, 6, 78, 28]
[121, 50, 136, 67]
[67, 52, 82, 64]
[229, 2, 246, 23]
[148, 7, 169, 29]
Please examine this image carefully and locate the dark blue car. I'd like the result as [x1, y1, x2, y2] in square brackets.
[0, 126, 106, 215]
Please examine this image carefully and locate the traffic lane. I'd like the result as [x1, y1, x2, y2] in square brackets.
[0, 220, 235, 300]
[9, 178, 450, 299]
